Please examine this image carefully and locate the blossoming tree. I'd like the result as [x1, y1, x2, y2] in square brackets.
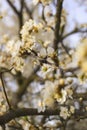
[0, 0, 87, 129]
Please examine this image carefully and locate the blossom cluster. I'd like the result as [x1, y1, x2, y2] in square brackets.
[20, 19, 43, 53]
[0, 19, 54, 74]
[0, 15, 83, 123]
[0, 39, 24, 73]
[0, 17, 75, 116]
[60, 106, 75, 120]
[20, 19, 54, 54]
[38, 80, 73, 112]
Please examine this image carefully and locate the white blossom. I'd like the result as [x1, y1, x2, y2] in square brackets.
[60, 107, 70, 120]
[70, 106, 75, 114]
[38, 81, 67, 112]
[6, 40, 22, 57]
[39, 48, 47, 58]
[20, 19, 54, 54]
[39, 64, 54, 79]
[20, 19, 43, 52]
[74, 38, 87, 73]
[47, 46, 55, 57]
[54, 89, 67, 104]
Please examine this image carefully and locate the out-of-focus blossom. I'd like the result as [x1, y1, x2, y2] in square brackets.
[38, 81, 67, 112]
[75, 38, 87, 73]
[60, 107, 70, 119]
[33, 0, 52, 5]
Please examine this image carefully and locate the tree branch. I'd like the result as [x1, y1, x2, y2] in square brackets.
[6, 0, 24, 37]
[73, 92, 87, 100]
[18, 0, 24, 34]
[62, 28, 87, 40]
[12, 65, 40, 106]
[53, 0, 64, 50]
[53, 0, 64, 67]
[0, 108, 87, 126]
[6, 0, 19, 15]
[24, 1, 32, 19]
[0, 108, 60, 125]
[0, 74, 12, 110]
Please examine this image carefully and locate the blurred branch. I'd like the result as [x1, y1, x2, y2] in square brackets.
[17, 67, 39, 98]
[6, 0, 19, 15]
[53, 0, 64, 50]
[62, 28, 87, 40]
[24, 1, 32, 19]
[12, 65, 40, 106]
[73, 92, 87, 100]
[0, 108, 60, 126]
[0, 107, 87, 126]
[20, 0, 24, 13]
[19, 0, 24, 32]
[53, 0, 64, 67]
[1, 125, 6, 130]
[61, 41, 71, 58]
[59, 27, 87, 60]
[6, 0, 24, 37]
[0, 73, 12, 110]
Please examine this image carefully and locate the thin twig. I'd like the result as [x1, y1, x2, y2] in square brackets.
[6, 0, 19, 15]
[18, 0, 24, 32]
[24, 1, 32, 19]
[0, 74, 12, 110]
[11, 65, 40, 107]
[62, 28, 87, 40]
[6, 0, 24, 37]
[42, 5, 47, 23]
[61, 41, 71, 58]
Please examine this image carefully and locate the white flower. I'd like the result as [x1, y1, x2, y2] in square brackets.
[60, 106, 75, 120]
[39, 48, 47, 58]
[20, 19, 43, 52]
[6, 40, 22, 57]
[60, 107, 70, 120]
[70, 106, 75, 114]
[43, 41, 51, 47]
[39, 81, 67, 111]
[74, 38, 87, 73]
[0, 38, 25, 74]
[44, 5, 55, 27]
[47, 46, 55, 57]
[20, 19, 54, 55]
[12, 56, 25, 73]
[33, 0, 39, 5]
[38, 100, 46, 112]
[41, 81, 56, 108]
[0, 53, 12, 69]
[54, 89, 67, 104]
[39, 46, 55, 58]
[39, 64, 54, 79]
